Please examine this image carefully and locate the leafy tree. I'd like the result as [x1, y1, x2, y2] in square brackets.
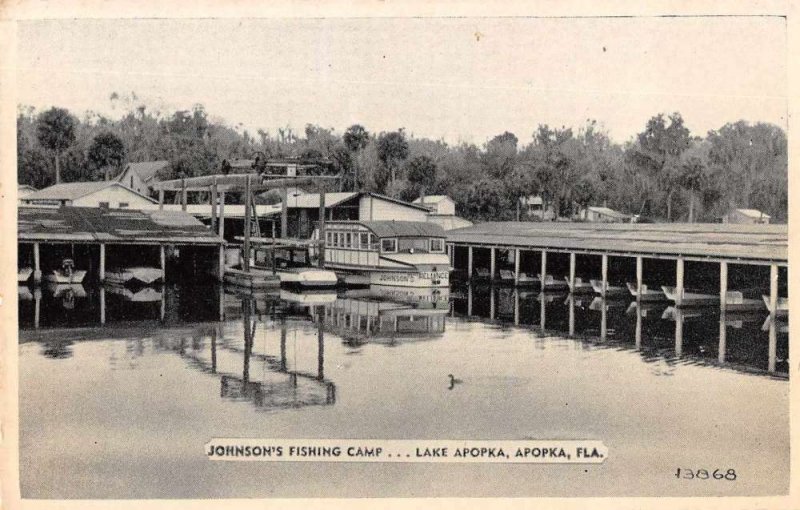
[36, 107, 77, 184]
[405, 155, 437, 198]
[343, 124, 370, 190]
[88, 131, 127, 181]
[376, 129, 409, 190]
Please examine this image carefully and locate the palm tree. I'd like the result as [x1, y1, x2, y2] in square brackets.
[36, 107, 77, 184]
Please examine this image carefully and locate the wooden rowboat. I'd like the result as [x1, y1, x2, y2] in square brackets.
[661, 286, 718, 307]
[590, 279, 628, 296]
[105, 267, 164, 285]
[565, 276, 593, 293]
[626, 282, 668, 302]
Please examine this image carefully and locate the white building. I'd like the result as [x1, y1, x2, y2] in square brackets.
[575, 206, 632, 223]
[723, 208, 771, 225]
[519, 195, 556, 220]
[18, 184, 37, 203]
[413, 195, 455, 215]
[20, 181, 157, 209]
[115, 160, 169, 197]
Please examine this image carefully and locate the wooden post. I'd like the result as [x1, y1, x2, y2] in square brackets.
[514, 249, 520, 285]
[769, 264, 778, 318]
[540, 250, 547, 292]
[210, 179, 218, 233]
[181, 178, 187, 212]
[569, 252, 576, 292]
[467, 246, 473, 279]
[99, 243, 105, 282]
[540, 291, 546, 332]
[601, 254, 608, 297]
[675, 257, 684, 307]
[600, 297, 607, 341]
[514, 290, 520, 326]
[718, 312, 727, 363]
[33, 242, 41, 282]
[318, 191, 326, 267]
[490, 247, 496, 281]
[768, 315, 777, 372]
[100, 287, 106, 325]
[467, 283, 473, 316]
[158, 189, 164, 210]
[244, 175, 252, 272]
[218, 191, 226, 240]
[636, 256, 643, 297]
[635, 303, 642, 350]
[281, 186, 288, 239]
[568, 295, 575, 336]
[490, 287, 495, 320]
[719, 261, 728, 311]
[160, 245, 166, 282]
[674, 310, 683, 357]
[317, 307, 325, 380]
[218, 245, 225, 281]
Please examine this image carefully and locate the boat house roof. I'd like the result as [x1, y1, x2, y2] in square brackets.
[23, 181, 157, 203]
[18, 206, 222, 245]
[329, 220, 446, 238]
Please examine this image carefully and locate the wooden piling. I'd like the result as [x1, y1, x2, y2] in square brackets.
[218, 192, 226, 240]
[540, 250, 547, 292]
[636, 256, 643, 297]
[467, 246, 473, 279]
[514, 248, 520, 285]
[569, 252, 576, 291]
[601, 254, 608, 296]
[719, 261, 728, 311]
[490, 247, 496, 281]
[33, 242, 41, 282]
[318, 191, 326, 268]
[769, 263, 778, 318]
[676, 257, 685, 307]
[99, 243, 106, 282]
[244, 175, 252, 272]
[210, 178, 218, 232]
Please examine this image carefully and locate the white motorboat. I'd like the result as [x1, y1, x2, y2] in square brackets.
[722, 291, 763, 312]
[18, 267, 33, 283]
[106, 284, 163, 302]
[105, 266, 164, 285]
[662, 286, 719, 307]
[537, 274, 569, 290]
[565, 276, 593, 293]
[590, 279, 628, 296]
[44, 259, 86, 284]
[762, 295, 788, 318]
[626, 282, 668, 302]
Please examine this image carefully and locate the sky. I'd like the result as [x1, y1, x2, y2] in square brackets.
[15, 16, 787, 145]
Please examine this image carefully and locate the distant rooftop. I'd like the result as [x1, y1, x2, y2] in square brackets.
[586, 206, 631, 219]
[120, 160, 169, 182]
[413, 195, 451, 204]
[734, 208, 771, 219]
[23, 181, 155, 203]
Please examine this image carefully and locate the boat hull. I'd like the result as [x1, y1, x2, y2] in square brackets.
[224, 268, 281, 289]
[369, 269, 449, 288]
[44, 269, 87, 284]
[566, 277, 593, 293]
[661, 286, 719, 307]
[18, 267, 33, 283]
[278, 268, 338, 288]
[590, 279, 628, 296]
[626, 282, 668, 301]
[105, 267, 164, 285]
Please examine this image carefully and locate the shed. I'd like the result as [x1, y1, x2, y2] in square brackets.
[724, 208, 771, 225]
[115, 160, 169, 196]
[576, 206, 632, 223]
[21, 181, 157, 209]
[413, 195, 455, 215]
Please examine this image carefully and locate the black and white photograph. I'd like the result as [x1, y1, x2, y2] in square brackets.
[1, 2, 794, 507]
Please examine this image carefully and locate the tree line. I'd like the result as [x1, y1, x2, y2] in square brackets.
[17, 93, 787, 223]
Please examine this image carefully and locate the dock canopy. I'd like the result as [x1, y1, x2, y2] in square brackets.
[18, 206, 223, 245]
[354, 221, 446, 238]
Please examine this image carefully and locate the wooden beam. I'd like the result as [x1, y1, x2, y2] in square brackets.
[155, 174, 339, 192]
[244, 175, 252, 272]
[318, 191, 326, 267]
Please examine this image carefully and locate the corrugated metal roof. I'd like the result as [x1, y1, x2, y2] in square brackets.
[23, 181, 156, 203]
[446, 222, 787, 262]
[350, 221, 446, 238]
[286, 192, 358, 208]
[18, 206, 222, 245]
[587, 206, 631, 218]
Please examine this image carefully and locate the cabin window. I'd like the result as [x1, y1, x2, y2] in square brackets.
[430, 238, 444, 252]
[398, 238, 428, 252]
[98, 201, 110, 209]
[345, 233, 352, 248]
[326, 231, 333, 245]
[359, 232, 369, 249]
[119, 202, 129, 208]
[369, 234, 378, 250]
[381, 238, 397, 253]
[335, 232, 342, 247]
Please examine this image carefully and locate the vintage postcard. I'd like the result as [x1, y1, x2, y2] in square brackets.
[0, 1, 795, 508]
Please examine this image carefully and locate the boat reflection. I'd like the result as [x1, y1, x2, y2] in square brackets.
[450, 283, 788, 377]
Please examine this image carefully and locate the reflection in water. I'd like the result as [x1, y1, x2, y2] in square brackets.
[450, 283, 788, 376]
[17, 280, 790, 499]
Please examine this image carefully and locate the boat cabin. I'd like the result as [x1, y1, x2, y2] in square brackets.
[318, 221, 448, 269]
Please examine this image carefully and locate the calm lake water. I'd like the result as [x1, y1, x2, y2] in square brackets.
[18, 282, 789, 498]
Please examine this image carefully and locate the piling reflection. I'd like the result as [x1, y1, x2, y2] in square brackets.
[450, 283, 788, 376]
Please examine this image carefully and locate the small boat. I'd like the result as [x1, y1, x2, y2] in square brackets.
[626, 282, 668, 302]
[249, 242, 338, 288]
[277, 267, 338, 288]
[590, 279, 628, 296]
[565, 276, 593, 293]
[105, 266, 164, 285]
[661, 286, 719, 307]
[18, 286, 41, 301]
[722, 291, 763, 312]
[224, 267, 281, 289]
[44, 259, 86, 284]
[498, 269, 516, 282]
[516, 272, 539, 285]
[18, 267, 33, 283]
[537, 274, 569, 290]
[661, 306, 703, 321]
[761, 315, 789, 333]
[105, 284, 163, 302]
[279, 289, 338, 305]
[762, 295, 789, 318]
[589, 296, 627, 311]
[47, 283, 88, 299]
[473, 267, 492, 279]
